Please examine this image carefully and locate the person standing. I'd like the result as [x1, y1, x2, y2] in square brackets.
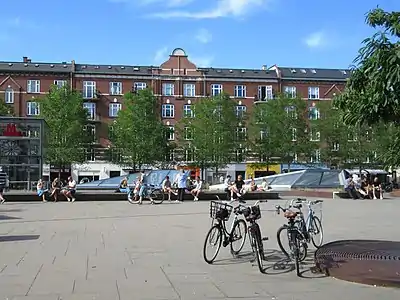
[175, 168, 188, 202]
[0, 167, 8, 204]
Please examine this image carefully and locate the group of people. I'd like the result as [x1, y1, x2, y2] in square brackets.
[344, 174, 384, 200]
[118, 168, 203, 204]
[36, 176, 77, 202]
[222, 174, 271, 203]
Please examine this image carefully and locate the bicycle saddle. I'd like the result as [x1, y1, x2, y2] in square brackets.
[284, 210, 298, 219]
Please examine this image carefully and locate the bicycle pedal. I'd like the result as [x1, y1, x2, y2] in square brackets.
[262, 237, 269, 241]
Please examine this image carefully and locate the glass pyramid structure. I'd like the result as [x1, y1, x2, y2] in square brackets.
[253, 169, 344, 189]
[77, 169, 190, 190]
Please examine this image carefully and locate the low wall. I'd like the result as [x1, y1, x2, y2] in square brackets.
[2, 190, 280, 202]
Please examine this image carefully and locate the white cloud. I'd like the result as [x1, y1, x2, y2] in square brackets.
[147, 0, 269, 19]
[153, 46, 168, 64]
[195, 28, 212, 44]
[304, 31, 327, 49]
[191, 55, 214, 67]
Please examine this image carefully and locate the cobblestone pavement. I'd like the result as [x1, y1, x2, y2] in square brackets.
[0, 198, 399, 299]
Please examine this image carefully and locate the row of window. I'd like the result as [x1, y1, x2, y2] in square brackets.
[24, 101, 322, 122]
[1, 80, 321, 101]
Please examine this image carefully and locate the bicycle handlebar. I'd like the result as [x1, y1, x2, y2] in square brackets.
[290, 198, 323, 207]
[233, 200, 267, 215]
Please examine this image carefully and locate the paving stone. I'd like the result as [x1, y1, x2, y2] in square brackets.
[0, 199, 400, 299]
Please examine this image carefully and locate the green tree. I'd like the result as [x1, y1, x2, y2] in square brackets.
[248, 95, 311, 172]
[177, 93, 238, 174]
[0, 98, 14, 116]
[316, 101, 348, 168]
[316, 101, 382, 169]
[248, 98, 280, 170]
[277, 96, 312, 170]
[335, 8, 400, 167]
[108, 89, 171, 171]
[38, 85, 89, 176]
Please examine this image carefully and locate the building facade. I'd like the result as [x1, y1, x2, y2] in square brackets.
[0, 48, 350, 182]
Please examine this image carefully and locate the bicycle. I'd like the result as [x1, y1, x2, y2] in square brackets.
[237, 200, 268, 273]
[275, 204, 308, 276]
[129, 183, 165, 205]
[277, 198, 323, 253]
[293, 198, 324, 248]
[203, 200, 247, 264]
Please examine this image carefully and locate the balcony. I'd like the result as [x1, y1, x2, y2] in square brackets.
[82, 90, 101, 100]
[86, 114, 101, 122]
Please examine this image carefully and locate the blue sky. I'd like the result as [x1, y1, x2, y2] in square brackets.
[0, 0, 398, 69]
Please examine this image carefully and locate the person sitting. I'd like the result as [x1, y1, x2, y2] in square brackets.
[223, 175, 233, 199]
[162, 175, 177, 201]
[344, 176, 358, 199]
[249, 178, 257, 192]
[50, 178, 61, 202]
[258, 178, 270, 191]
[119, 177, 132, 202]
[372, 176, 384, 200]
[191, 176, 202, 201]
[37, 179, 48, 202]
[231, 175, 246, 203]
[62, 176, 76, 202]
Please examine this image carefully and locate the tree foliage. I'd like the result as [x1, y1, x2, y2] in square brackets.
[248, 95, 311, 170]
[177, 93, 238, 171]
[334, 8, 400, 167]
[108, 89, 170, 170]
[335, 8, 400, 125]
[0, 97, 14, 116]
[38, 85, 89, 169]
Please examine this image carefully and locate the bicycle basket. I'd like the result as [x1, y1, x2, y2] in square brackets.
[243, 205, 261, 221]
[210, 201, 233, 221]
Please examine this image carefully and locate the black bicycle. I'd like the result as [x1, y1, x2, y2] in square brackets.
[275, 204, 308, 276]
[237, 200, 268, 273]
[203, 200, 247, 264]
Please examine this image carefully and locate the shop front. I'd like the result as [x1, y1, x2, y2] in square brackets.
[245, 163, 281, 179]
[0, 117, 47, 190]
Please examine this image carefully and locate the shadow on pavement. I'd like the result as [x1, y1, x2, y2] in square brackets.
[0, 235, 40, 242]
[0, 209, 24, 213]
[212, 251, 255, 265]
[0, 215, 22, 220]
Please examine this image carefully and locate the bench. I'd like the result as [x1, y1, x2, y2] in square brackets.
[332, 191, 351, 199]
[2, 189, 280, 202]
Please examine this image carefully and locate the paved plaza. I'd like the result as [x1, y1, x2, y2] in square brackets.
[0, 198, 399, 300]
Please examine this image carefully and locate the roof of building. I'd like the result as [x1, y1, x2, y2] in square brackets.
[74, 64, 155, 76]
[199, 67, 278, 80]
[274, 66, 351, 81]
[0, 61, 73, 73]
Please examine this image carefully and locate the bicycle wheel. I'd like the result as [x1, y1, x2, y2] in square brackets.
[229, 219, 247, 255]
[277, 225, 291, 258]
[310, 216, 324, 248]
[251, 227, 264, 273]
[203, 225, 222, 264]
[150, 188, 164, 204]
[295, 230, 308, 262]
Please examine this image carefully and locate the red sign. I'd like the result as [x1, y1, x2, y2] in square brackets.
[1, 123, 23, 136]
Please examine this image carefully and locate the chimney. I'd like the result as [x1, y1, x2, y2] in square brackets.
[261, 65, 267, 70]
[23, 56, 28, 62]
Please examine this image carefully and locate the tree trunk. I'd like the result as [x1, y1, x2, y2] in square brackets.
[287, 162, 291, 173]
[215, 166, 219, 185]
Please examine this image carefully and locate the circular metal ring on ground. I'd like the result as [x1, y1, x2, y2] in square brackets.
[314, 240, 400, 287]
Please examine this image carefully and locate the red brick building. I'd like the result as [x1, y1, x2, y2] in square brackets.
[0, 48, 349, 181]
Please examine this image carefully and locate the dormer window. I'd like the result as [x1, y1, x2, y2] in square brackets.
[311, 69, 316, 73]
[291, 69, 296, 73]
[300, 69, 306, 73]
